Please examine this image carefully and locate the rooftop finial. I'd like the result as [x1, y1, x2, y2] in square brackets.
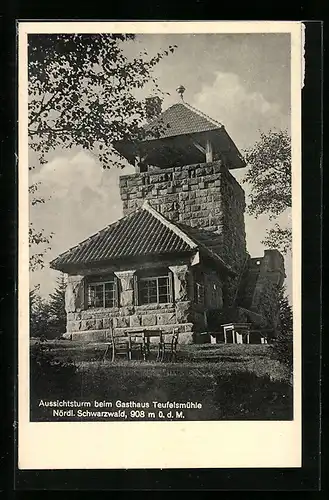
[176, 85, 186, 101]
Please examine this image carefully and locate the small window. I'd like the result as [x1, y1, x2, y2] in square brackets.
[87, 280, 116, 308]
[195, 281, 205, 305]
[139, 275, 171, 305]
[194, 270, 205, 305]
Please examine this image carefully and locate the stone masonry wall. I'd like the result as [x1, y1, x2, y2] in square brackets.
[64, 261, 224, 344]
[248, 250, 285, 334]
[66, 304, 194, 344]
[119, 161, 247, 275]
[120, 161, 247, 310]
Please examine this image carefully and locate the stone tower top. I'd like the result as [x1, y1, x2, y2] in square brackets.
[113, 98, 246, 171]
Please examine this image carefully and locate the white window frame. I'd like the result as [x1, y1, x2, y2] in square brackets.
[138, 274, 172, 305]
[87, 280, 116, 309]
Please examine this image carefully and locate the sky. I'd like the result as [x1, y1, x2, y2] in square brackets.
[29, 33, 292, 300]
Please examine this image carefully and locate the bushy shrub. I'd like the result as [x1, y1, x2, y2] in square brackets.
[30, 341, 78, 397]
[29, 287, 51, 339]
[29, 275, 67, 340]
[271, 289, 293, 372]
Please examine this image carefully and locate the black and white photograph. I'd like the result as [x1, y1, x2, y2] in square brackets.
[18, 21, 303, 469]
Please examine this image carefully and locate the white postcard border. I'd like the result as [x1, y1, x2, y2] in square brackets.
[18, 20, 303, 470]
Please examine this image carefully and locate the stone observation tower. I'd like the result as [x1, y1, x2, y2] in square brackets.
[51, 88, 285, 344]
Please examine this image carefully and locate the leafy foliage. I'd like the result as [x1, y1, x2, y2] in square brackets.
[262, 225, 292, 255]
[48, 274, 67, 338]
[29, 286, 51, 339]
[28, 34, 176, 270]
[29, 276, 66, 339]
[243, 129, 292, 253]
[28, 34, 176, 168]
[29, 182, 53, 271]
[271, 288, 293, 371]
[29, 223, 53, 272]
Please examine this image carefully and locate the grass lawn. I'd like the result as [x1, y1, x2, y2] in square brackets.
[30, 340, 293, 421]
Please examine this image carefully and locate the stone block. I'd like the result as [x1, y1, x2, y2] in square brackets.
[173, 169, 187, 179]
[178, 332, 194, 344]
[95, 319, 103, 330]
[103, 317, 112, 329]
[182, 184, 189, 191]
[120, 290, 134, 307]
[213, 163, 222, 173]
[81, 319, 96, 331]
[130, 315, 142, 327]
[114, 317, 130, 328]
[81, 311, 94, 320]
[179, 192, 189, 201]
[67, 320, 81, 332]
[72, 330, 108, 342]
[141, 314, 157, 327]
[157, 312, 176, 325]
[176, 301, 191, 323]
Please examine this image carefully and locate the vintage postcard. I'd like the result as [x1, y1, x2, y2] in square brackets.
[18, 21, 303, 469]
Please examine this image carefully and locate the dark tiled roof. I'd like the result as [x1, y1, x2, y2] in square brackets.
[144, 102, 223, 140]
[50, 205, 195, 271]
[176, 223, 223, 249]
[176, 223, 234, 273]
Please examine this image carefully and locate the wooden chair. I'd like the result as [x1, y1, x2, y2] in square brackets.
[104, 331, 132, 361]
[141, 329, 162, 361]
[158, 328, 179, 362]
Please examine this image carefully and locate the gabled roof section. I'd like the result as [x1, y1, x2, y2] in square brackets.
[50, 202, 195, 271]
[176, 222, 235, 274]
[144, 101, 223, 140]
[50, 201, 234, 274]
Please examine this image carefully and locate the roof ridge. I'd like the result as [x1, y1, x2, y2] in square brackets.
[50, 207, 144, 266]
[50, 203, 199, 269]
[141, 200, 198, 250]
[175, 221, 234, 273]
[144, 100, 223, 133]
[181, 101, 223, 129]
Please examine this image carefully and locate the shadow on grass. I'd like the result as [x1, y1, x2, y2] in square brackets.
[31, 358, 293, 422]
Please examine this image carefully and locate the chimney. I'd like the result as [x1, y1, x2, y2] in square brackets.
[145, 96, 162, 122]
